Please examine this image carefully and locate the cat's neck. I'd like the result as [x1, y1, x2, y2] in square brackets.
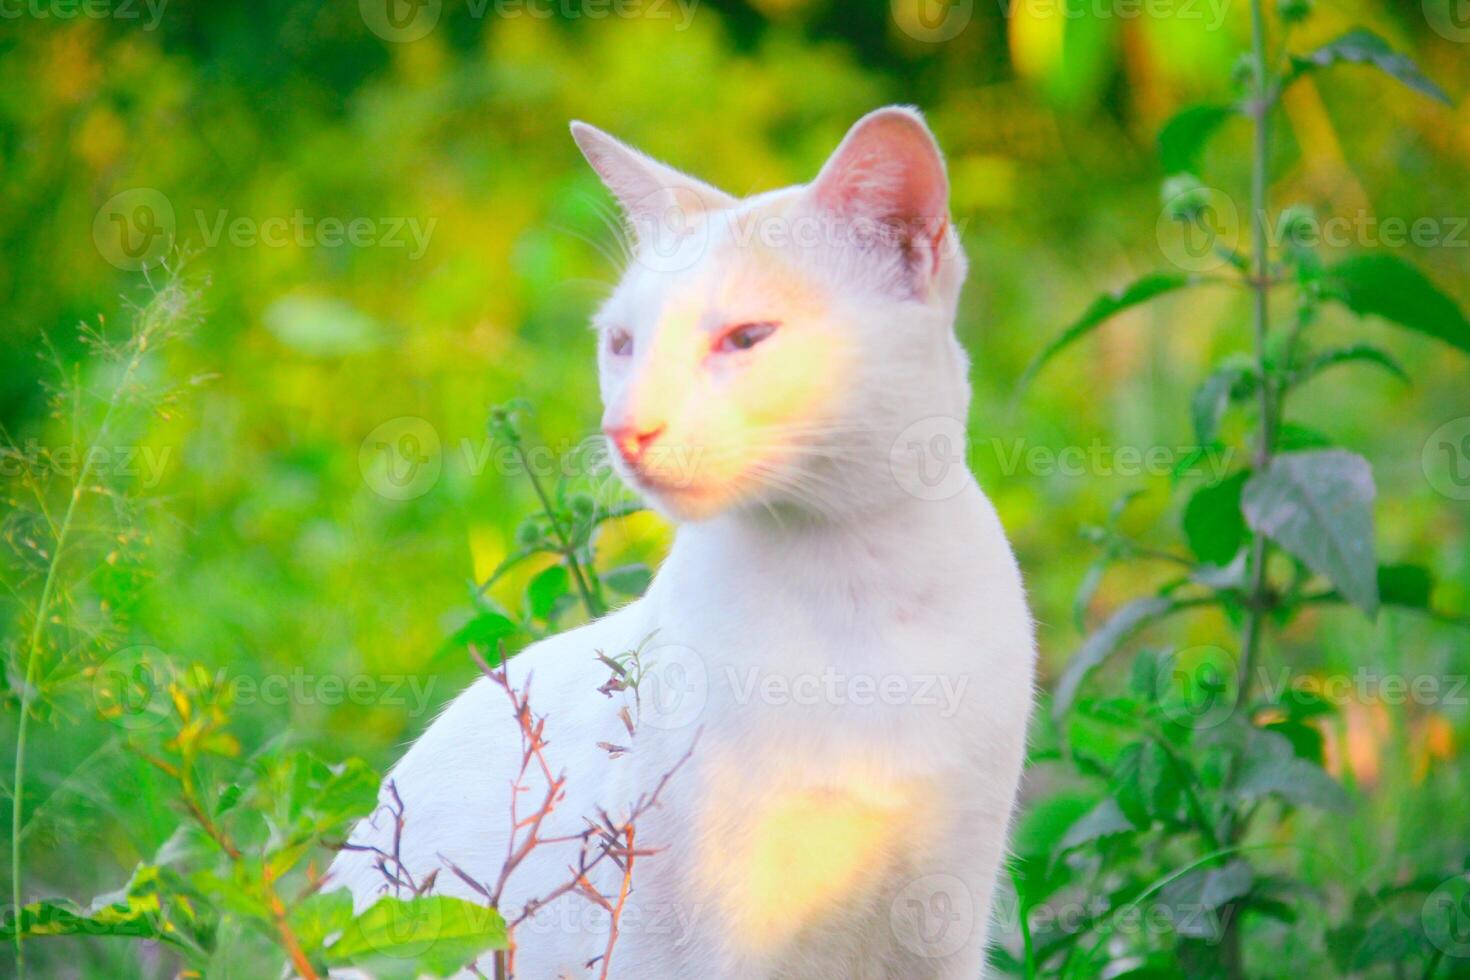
[662, 478, 990, 596]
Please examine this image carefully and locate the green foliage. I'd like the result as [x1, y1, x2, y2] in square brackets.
[3, 645, 505, 977]
[1183, 471, 1250, 566]
[1017, 2, 1470, 975]
[1020, 273, 1202, 388]
[472, 401, 648, 638]
[326, 895, 507, 979]
[1158, 105, 1237, 176]
[1288, 29, 1452, 105]
[0, 283, 547, 977]
[1242, 450, 1378, 615]
[1325, 254, 1470, 355]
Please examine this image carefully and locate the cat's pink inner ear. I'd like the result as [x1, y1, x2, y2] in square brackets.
[810, 107, 950, 232]
[569, 121, 737, 230]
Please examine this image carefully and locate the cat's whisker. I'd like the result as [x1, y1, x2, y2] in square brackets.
[749, 422, 878, 440]
[588, 197, 635, 268]
[553, 222, 627, 279]
[743, 462, 841, 524]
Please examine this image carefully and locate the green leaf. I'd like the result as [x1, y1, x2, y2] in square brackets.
[1171, 440, 1230, 486]
[271, 753, 381, 844]
[1, 865, 191, 948]
[1075, 696, 1145, 727]
[1191, 375, 1238, 447]
[1294, 344, 1409, 388]
[1265, 685, 1337, 723]
[1346, 916, 1422, 969]
[1012, 793, 1095, 861]
[1110, 741, 1181, 828]
[602, 563, 653, 597]
[0, 897, 162, 942]
[451, 611, 517, 649]
[1262, 719, 1326, 765]
[291, 889, 355, 953]
[1159, 859, 1254, 940]
[1326, 254, 1470, 354]
[1184, 471, 1250, 567]
[1242, 450, 1378, 616]
[1158, 104, 1236, 174]
[437, 611, 518, 667]
[1274, 422, 1335, 451]
[1058, 797, 1135, 852]
[1130, 648, 1169, 702]
[1378, 563, 1434, 610]
[326, 895, 507, 977]
[526, 564, 570, 621]
[1055, 596, 1181, 720]
[1021, 273, 1199, 387]
[1073, 557, 1109, 632]
[1110, 743, 1152, 829]
[1289, 28, 1451, 104]
[1232, 727, 1351, 812]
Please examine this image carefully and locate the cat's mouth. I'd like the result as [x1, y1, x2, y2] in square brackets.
[617, 462, 731, 521]
[625, 468, 709, 501]
[612, 441, 713, 494]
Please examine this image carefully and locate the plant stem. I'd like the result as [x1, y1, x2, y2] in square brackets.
[1236, 0, 1278, 706]
[1248, 1, 1275, 467]
[10, 332, 150, 978]
[512, 441, 602, 619]
[1221, 7, 1280, 977]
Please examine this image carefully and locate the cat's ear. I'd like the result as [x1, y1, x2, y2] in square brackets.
[808, 106, 953, 291]
[570, 121, 737, 241]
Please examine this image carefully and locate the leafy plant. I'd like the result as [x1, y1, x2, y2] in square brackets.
[7, 657, 507, 979]
[446, 402, 649, 663]
[1010, 4, 1469, 977]
[2, 268, 203, 977]
[1, 280, 509, 978]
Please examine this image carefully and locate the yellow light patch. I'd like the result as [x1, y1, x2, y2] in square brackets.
[468, 523, 504, 586]
[738, 789, 897, 945]
[692, 765, 929, 956]
[594, 508, 672, 567]
[1008, 0, 1066, 83]
[950, 154, 1017, 212]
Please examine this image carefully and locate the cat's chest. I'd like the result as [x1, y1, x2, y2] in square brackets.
[643, 553, 983, 726]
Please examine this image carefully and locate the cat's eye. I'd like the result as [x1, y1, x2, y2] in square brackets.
[607, 329, 633, 357]
[715, 321, 778, 354]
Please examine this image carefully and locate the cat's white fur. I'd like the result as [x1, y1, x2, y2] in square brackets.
[331, 107, 1035, 979]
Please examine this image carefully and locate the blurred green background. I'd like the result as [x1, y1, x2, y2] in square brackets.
[1, 0, 1467, 973]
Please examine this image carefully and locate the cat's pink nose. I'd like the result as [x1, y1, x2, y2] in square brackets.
[605, 421, 666, 467]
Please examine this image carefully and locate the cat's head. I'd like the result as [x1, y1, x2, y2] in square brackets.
[573, 106, 971, 524]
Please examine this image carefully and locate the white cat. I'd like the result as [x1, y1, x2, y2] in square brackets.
[331, 106, 1036, 979]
